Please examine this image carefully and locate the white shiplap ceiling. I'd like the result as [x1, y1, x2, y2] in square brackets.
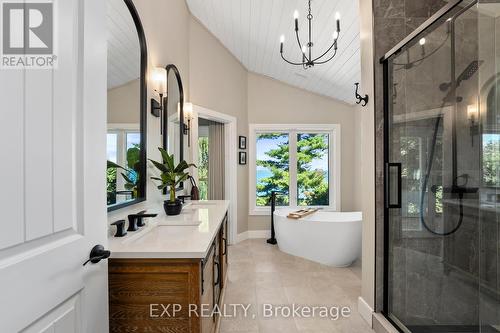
[186, 0, 361, 104]
[106, 0, 141, 89]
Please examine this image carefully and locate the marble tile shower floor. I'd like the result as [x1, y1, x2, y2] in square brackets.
[220, 239, 374, 333]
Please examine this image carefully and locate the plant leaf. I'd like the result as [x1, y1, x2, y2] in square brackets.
[175, 172, 189, 186]
[159, 147, 175, 171]
[126, 146, 140, 170]
[107, 160, 126, 170]
[174, 160, 188, 173]
[149, 159, 168, 173]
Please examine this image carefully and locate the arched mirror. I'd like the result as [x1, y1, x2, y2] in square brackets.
[163, 64, 185, 190]
[106, 0, 147, 211]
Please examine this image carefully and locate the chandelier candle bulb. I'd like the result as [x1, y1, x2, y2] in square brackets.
[294, 10, 299, 31]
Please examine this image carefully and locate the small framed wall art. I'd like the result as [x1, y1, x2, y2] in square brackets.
[239, 136, 247, 149]
[239, 152, 247, 165]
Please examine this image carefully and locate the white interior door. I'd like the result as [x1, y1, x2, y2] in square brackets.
[0, 0, 108, 332]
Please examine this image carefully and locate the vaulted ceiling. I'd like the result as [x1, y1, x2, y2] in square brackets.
[186, 0, 361, 104]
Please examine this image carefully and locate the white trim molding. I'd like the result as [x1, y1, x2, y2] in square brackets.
[358, 297, 374, 327]
[190, 104, 238, 246]
[236, 229, 271, 243]
[248, 123, 341, 215]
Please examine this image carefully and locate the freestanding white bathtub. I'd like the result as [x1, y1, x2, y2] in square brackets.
[274, 209, 362, 267]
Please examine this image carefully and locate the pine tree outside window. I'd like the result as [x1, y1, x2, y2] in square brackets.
[249, 124, 341, 215]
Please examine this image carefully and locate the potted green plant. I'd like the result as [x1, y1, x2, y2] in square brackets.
[149, 147, 196, 216]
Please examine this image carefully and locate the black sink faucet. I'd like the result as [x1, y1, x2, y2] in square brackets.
[111, 220, 127, 237]
[127, 211, 158, 231]
[178, 195, 192, 204]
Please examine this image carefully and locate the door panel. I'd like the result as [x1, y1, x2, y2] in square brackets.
[22, 294, 81, 333]
[0, 65, 24, 249]
[0, 0, 108, 332]
[25, 68, 55, 241]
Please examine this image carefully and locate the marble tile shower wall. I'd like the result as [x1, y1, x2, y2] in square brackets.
[373, 0, 449, 311]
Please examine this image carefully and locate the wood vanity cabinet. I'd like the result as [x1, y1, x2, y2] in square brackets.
[201, 243, 215, 333]
[108, 215, 229, 333]
[219, 214, 228, 288]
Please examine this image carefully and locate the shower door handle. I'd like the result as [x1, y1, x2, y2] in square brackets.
[386, 163, 402, 209]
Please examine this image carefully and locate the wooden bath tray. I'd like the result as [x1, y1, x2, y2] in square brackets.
[287, 208, 319, 219]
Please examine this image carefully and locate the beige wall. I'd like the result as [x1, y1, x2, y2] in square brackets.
[188, 17, 249, 234]
[359, 0, 376, 311]
[247, 72, 359, 230]
[107, 79, 140, 124]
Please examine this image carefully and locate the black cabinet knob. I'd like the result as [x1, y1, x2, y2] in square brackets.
[111, 220, 127, 237]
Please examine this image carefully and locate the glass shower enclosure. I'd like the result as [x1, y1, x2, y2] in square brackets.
[382, 0, 500, 332]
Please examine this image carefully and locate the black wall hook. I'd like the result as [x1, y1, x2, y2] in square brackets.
[354, 82, 369, 107]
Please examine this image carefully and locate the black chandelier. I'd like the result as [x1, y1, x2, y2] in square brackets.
[279, 0, 341, 69]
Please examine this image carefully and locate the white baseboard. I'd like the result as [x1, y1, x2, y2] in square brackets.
[236, 230, 271, 243]
[358, 297, 374, 327]
[235, 231, 248, 243]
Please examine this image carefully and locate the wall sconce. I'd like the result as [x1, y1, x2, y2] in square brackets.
[183, 102, 193, 147]
[419, 37, 426, 56]
[151, 67, 166, 118]
[467, 104, 479, 145]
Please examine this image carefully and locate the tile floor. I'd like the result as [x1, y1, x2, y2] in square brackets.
[219, 239, 374, 333]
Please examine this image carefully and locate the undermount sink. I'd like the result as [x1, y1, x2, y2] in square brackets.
[154, 211, 202, 226]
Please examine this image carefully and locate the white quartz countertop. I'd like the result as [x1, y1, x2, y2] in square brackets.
[108, 200, 230, 259]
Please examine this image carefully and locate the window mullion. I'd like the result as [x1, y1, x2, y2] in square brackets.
[289, 131, 298, 207]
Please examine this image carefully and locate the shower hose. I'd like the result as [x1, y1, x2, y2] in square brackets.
[419, 115, 465, 236]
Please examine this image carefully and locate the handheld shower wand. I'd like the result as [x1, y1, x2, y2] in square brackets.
[419, 60, 480, 236]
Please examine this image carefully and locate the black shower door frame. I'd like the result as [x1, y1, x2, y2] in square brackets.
[380, 0, 475, 331]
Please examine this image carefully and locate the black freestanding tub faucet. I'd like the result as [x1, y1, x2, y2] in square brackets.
[267, 191, 285, 245]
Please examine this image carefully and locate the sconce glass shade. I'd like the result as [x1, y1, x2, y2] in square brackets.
[467, 104, 478, 121]
[184, 102, 193, 120]
[152, 67, 167, 94]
